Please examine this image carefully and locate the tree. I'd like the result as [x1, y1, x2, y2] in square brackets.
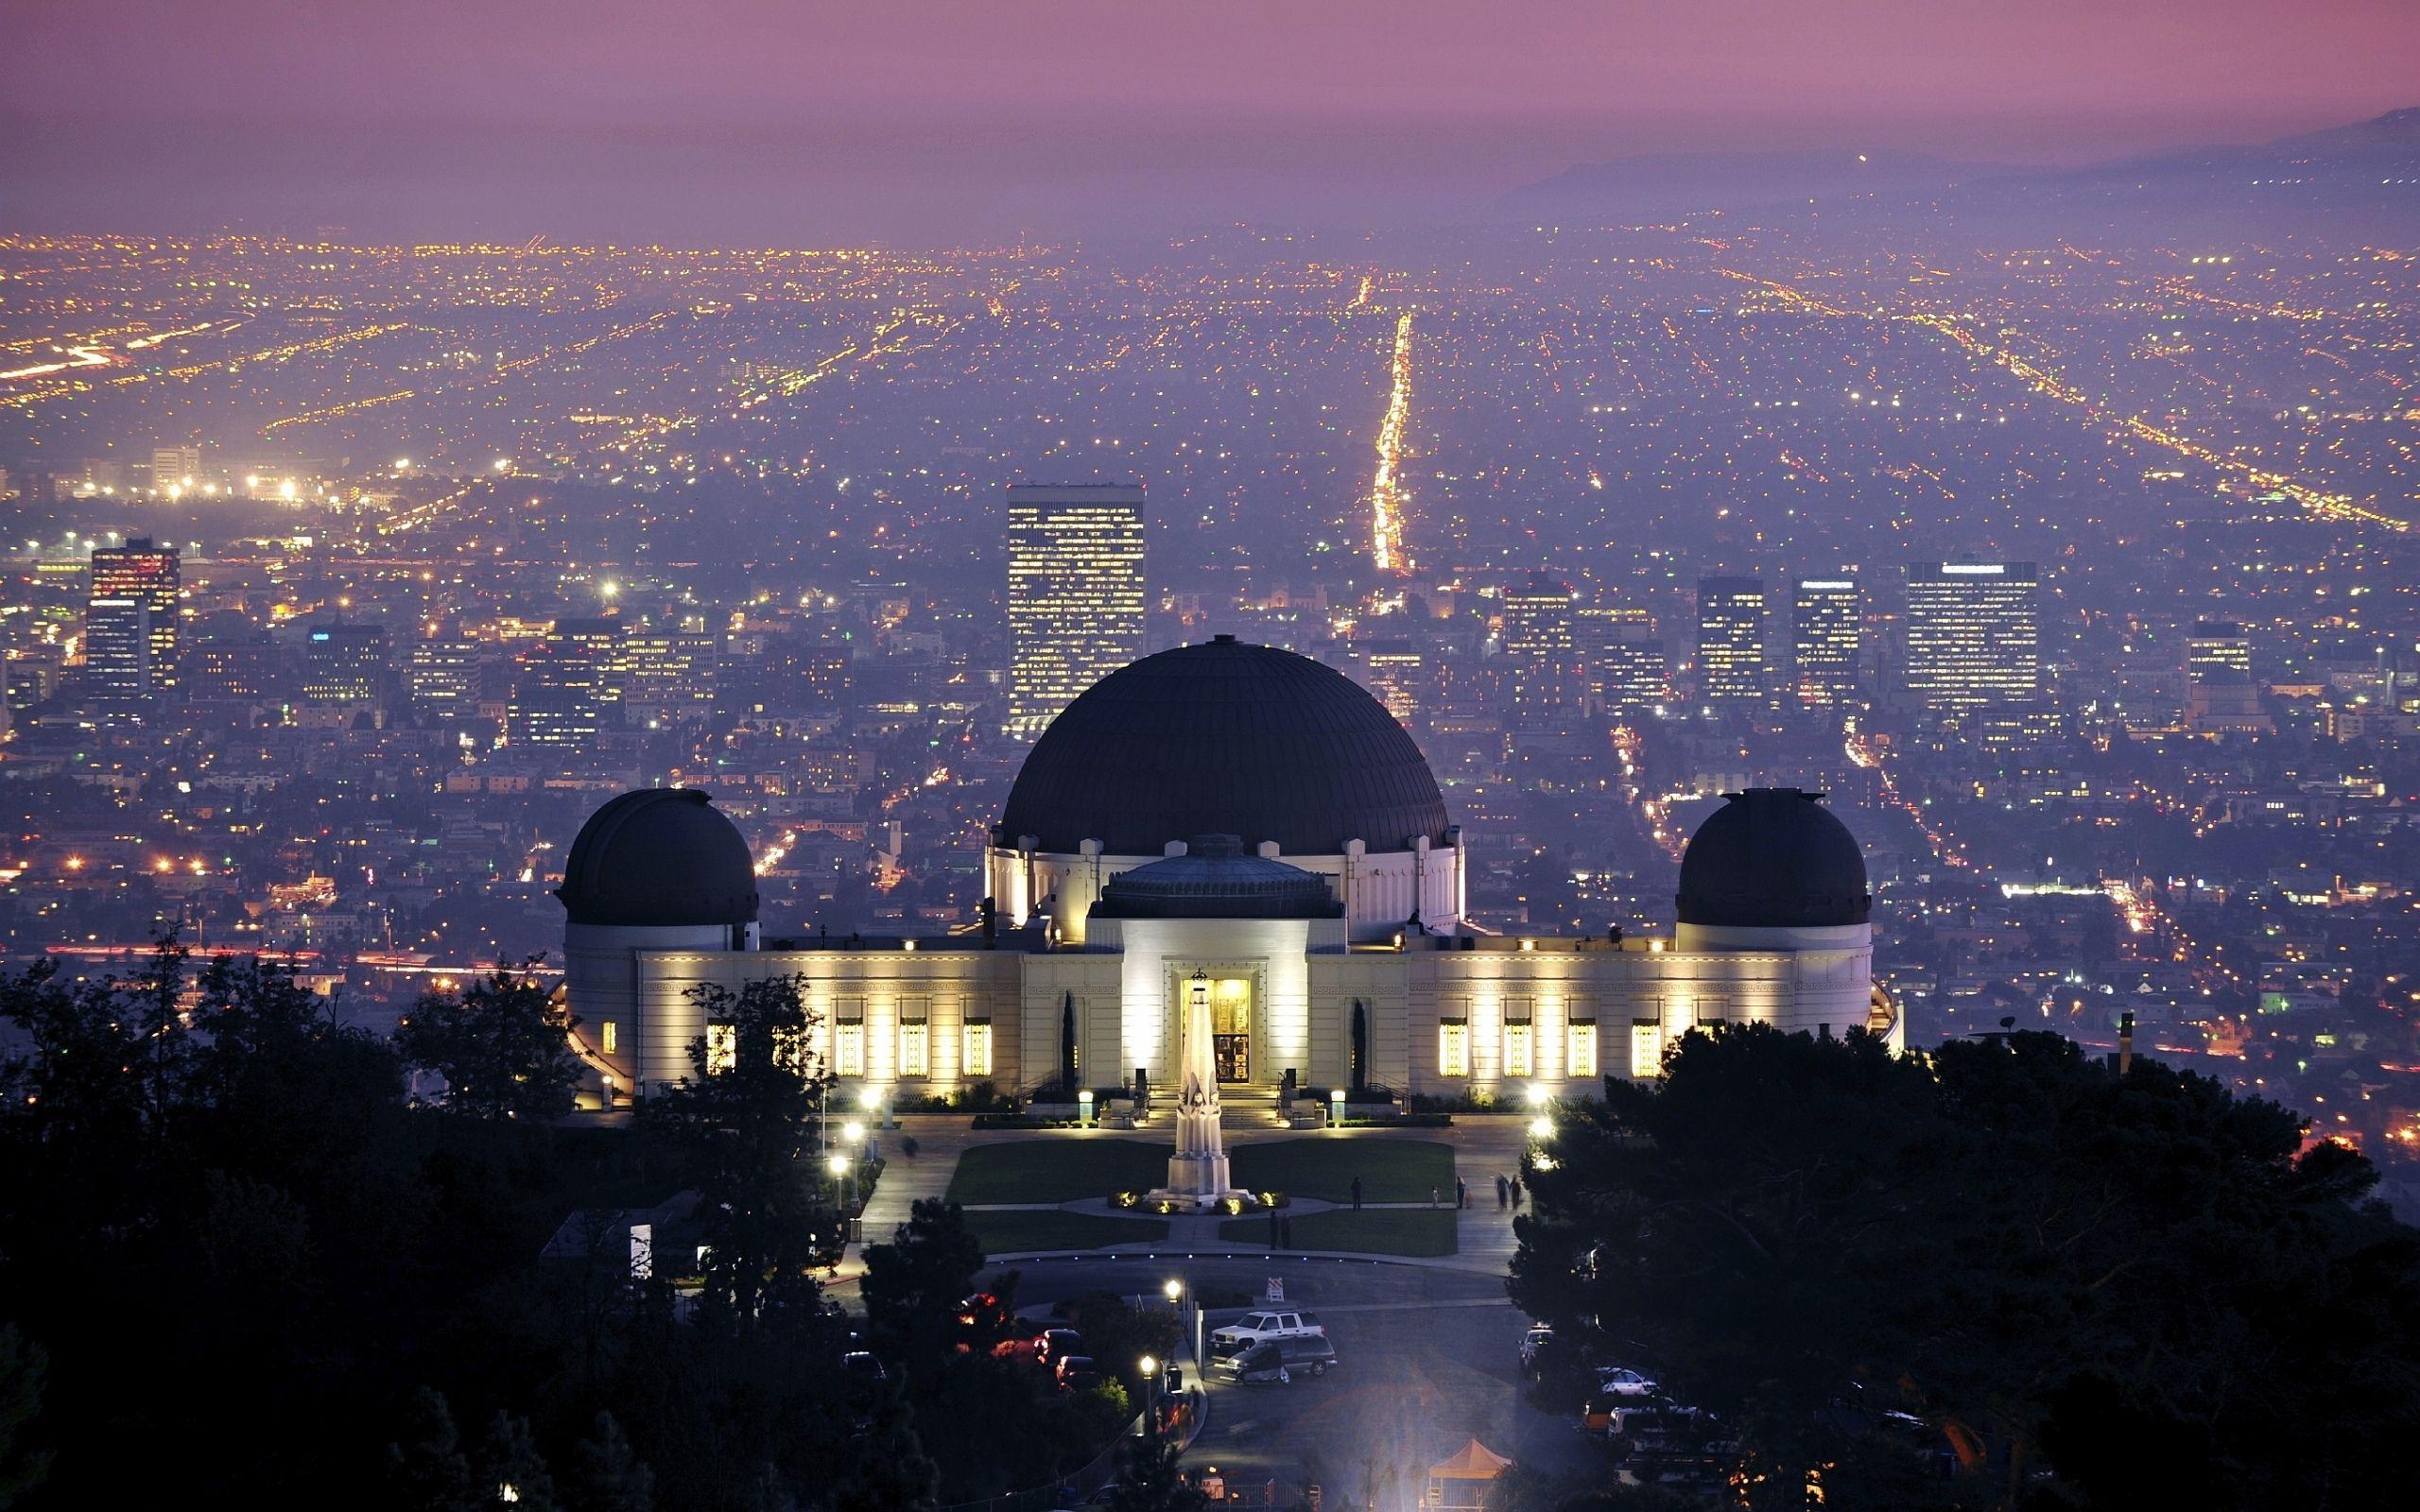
[636, 974, 834, 1328]
[0, 1325, 49, 1510]
[830, 1383, 939, 1512]
[380, 1388, 481, 1512]
[1102, 1428, 1204, 1512]
[397, 962, 583, 1121]
[861, 1198, 985, 1376]
[475, 1410, 560, 1512]
[1511, 1023, 2420, 1511]
[564, 1413, 654, 1512]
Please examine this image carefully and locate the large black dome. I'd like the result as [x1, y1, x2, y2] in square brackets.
[997, 637, 1451, 856]
[1676, 788, 1871, 929]
[558, 788, 760, 927]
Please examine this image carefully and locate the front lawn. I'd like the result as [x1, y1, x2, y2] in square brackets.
[1228, 1138, 1455, 1205]
[962, 1208, 1171, 1255]
[944, 1138, 1174, 1204]
[1215, 1207, 1458, 1258]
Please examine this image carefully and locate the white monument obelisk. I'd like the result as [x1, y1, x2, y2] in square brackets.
[1147, 970, 1253, 1211]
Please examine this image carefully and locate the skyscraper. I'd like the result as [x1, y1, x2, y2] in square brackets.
[82, 598, 151, 701]
[1905, 561, 2040, 714]
[1696, 576, 1772, 708]
[1500, 573, 1580, 716]
[509, 617, 628, 748]
[1791, 576, 1862, 708]
[88, 537, 181, 695]
[1575, 606, 1668, 713]
[1006, 484, 1146, 738]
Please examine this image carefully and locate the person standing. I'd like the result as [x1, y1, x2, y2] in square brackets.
[1429, 1186, 1440, 1208]
[1510, 1177, 1524, 1210]
[1269, 1207, 1282, 1247]
[1495, 1173, 1509, 1209]
[1456, 1176, 1468, 1210]
[1350, 1175, 1363, 1211]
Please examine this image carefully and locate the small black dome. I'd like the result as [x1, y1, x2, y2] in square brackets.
[558, 788, 759, 927]
[1676, 788, 1870, 928]
[1092, 834, 1343, 920]
[997, 638, 1451, 856]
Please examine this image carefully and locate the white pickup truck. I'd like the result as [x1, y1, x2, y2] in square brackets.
[1209, 1308, 1325, 1349]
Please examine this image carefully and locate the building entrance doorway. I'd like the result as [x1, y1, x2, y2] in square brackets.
[1211, 976, 1252, 1083]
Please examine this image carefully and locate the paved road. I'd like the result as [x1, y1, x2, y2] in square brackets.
[995, 1255, 1600, 1510]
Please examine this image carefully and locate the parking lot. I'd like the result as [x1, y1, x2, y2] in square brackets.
[997, 1254, 1601, 1507]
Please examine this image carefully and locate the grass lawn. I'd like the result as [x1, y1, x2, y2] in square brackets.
[944, 1138, 1173, 1204]
[1228, 1138, 1455, 1205]
[962, 1208, 1171, 1255]
[1216, 1207, 1459, 1258]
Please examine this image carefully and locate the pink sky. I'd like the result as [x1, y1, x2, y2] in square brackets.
[5, 0, 2412, 160]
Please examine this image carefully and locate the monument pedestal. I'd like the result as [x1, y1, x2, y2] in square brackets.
[1142, 970, 1256, 1213]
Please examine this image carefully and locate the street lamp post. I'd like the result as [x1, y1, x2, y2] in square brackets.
[841, 1120, 866, 1210]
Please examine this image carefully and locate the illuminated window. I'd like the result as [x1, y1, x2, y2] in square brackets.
[898, 999, 929, 1080]
[600, 1020, 618, 1055]
[836, 1023, 866, 1079]
[1567, 1021, 1598, 1079]
[1503, 1022, 1533, 1078]
[1630, 1018, 1664, 1080]
[705, 1023, 736, 1075]
[1439, 1021, 1470, 1078]
[963, 1022, 994, 1077]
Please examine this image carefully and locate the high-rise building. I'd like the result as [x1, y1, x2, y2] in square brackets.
[404, 636, 482, 721]
[299, 624, 390, 705]
[1905, 561, 2040, 714]
[1575, 606, 1668, 713]
[2187, 621, 2253, 683]
[1005, 484, 1146, 738]
[1500, 573, 1580, 716]
[82, 598, 151, 701]
[1791, 576, 1862, 708]
[1358, 639, 1427, 724]
[509, 618, 627, 748]
[1696, 576, 1772, 708]
[88, 537, 182, 692]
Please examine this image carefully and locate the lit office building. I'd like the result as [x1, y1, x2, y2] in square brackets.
[299, 624, 389, 706]
[1006, 485, 1146, 738]
[88, 537, 182, 692]
[2187, 621, 2252, 683]
[1358, 639, 1427, 723]
[82, 597, 153, 701]
[509, 617, 627, 748]
[405, 636, 482, 721]
[150, 446, 201, 492]
[1791, 576, 1862, 708]
[1501, 573, 1580, 715]
[1904, 561, 2040, 714]
[1575, 607, 1668, 713]
[1696, 576, 1772, 708]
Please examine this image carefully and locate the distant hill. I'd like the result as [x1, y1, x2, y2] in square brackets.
[1509, 108, 2420, 232]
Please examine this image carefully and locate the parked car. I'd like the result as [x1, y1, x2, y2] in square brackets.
[1034, 1328, 1084, 1366]
[1519, 1324, 1554, 1372]
[1208, 1309, 1324, 1349]
[840, 1350, 888, 1384]
[1053, 1354, 1101, 1392]
[1595, 1366, 1659, 1398]
[1212, 1333, 1339, 1384]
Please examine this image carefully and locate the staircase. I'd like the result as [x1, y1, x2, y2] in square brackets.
[1128, 1084, 1288, 1130]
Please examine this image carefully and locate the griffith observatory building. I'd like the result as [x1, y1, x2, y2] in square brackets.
[560, 638, 1895, 1111]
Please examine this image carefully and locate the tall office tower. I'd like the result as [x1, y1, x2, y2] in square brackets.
[404, 636, 482, 721]
[88, 537, 182, 691]
[1575, 606, 1668, 713]
[150, 446, 201, 491]
[1904, 561, 2040, 714]
[1359, 639, 1427, 723]
[1005, 484, 1146, 738]
[2187, 620, 2252, 682]
[1500, 573, 1580, 716]
[82, 598, 151, 701]
[625, 631, 720, 724]
[509, 617, 628, 748]
[299, 623, 390, 705]
[1791, 576, 1862, 708]
[190, 618, 286, 702]
[1695, 576, 1772, 708]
